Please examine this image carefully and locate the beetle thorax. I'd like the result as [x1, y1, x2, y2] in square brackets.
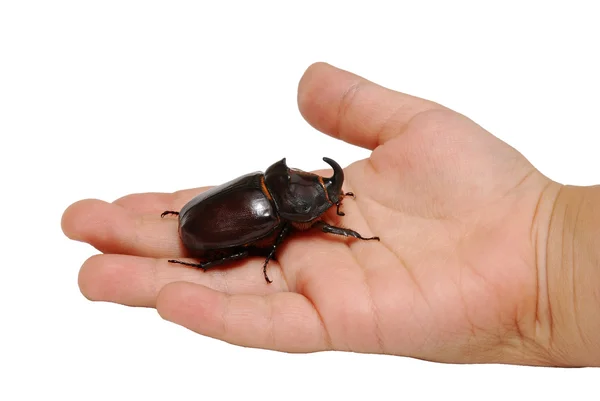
[270, 171, 332, 222]
[264, 160, 333, 223]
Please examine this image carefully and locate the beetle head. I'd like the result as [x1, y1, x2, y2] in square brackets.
[264, 157, 345, 223]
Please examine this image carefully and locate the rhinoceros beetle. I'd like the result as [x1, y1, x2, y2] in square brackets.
[161, 157, 379, 283]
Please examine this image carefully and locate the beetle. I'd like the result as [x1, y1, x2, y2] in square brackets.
[160, 157, 380, 283]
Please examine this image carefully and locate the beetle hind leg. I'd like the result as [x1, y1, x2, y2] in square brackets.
[167, 259, 207, 270]
[168, 250, 249, 271]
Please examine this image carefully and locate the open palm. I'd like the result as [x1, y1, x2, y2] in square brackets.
[62, 63, 557, 364]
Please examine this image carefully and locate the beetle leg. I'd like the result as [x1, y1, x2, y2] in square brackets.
[335, 192, 356, 216]
[335, 201, 345, 216]
[168, 250, 249, 271]
[315, 221, 380, 241]
[161, 210, 179, 218]
[261, 224, 291, 283]
[167, 259, 207, 269]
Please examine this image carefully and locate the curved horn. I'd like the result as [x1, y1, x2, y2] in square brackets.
[322, 157, 344, 202]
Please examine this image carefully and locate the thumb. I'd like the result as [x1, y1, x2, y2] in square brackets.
[297, 62, 445, 150]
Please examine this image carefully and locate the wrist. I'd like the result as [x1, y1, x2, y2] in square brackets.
[542, 184, 600, 366]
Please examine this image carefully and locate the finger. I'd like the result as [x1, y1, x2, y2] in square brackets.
[62, 199, 184, 257]
[78, 254, 289, 308]
[297, 62, 445, 150]
[112, 187, 210, 215]
[157, 281, 330, 352]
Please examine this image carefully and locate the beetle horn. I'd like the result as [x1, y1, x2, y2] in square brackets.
[322, 157, 344, 203]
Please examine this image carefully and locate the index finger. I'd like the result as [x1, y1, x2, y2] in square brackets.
[112, 187, 210, 215]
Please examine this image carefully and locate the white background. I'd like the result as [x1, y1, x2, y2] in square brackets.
[1, 1, 598, 400]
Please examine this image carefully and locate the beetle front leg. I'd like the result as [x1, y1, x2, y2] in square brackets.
[335, 192, 356, 216]
[315, 221, 380, 241]
[161, 210, 179, 218]
[261, 224, 291, 283]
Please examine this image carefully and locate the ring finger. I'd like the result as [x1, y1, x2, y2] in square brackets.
[78, 254, 290, 308]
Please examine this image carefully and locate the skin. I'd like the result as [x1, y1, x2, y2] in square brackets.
[61, 62, 600, 366]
